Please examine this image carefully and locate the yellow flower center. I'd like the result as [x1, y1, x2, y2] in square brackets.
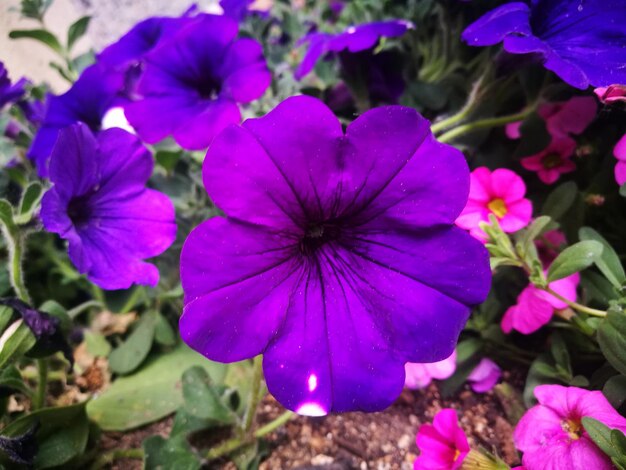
[453, 449, 461, 461]
[487, 198, 508, 218]
[561, 419, 583, 440]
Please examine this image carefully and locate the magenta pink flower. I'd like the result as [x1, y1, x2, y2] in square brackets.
[414, 408, 469, 470]
[613, 133, 626, 186]
[515, 385, 626, 470]
[456, 167, 533, 240]
[595, 84, 626, 104]
[521, 137, 577, 184]
[502, 273, 579, 335]
[535, 229, 567, 265]
[405, 351, 457, 390]
[467, 358, 501, 393]
[506, 97, 596, 140]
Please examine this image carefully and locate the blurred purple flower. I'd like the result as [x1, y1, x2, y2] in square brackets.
[18, 98, 46, 127]
[405, 351, 457, 390]
[462, 1, 626, 89]
[515, 385, 626, 470]
[220, 0, 270, 20]
[98, 17, 190, 69]
[40, 124, 176, 290]
[0, 62, 26, 109]
[295, 19, 413, 79]
[180, 96, 490, 415]
[125, 14, 271, 150]
[28, 63, 126, 177]
[467, 358, 501, 393]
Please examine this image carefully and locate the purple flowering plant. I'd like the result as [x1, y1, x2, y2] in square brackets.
[0, 0, 626, 468]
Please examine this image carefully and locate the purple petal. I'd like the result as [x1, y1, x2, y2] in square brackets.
[180, 218, 299, 361]
[462, 3, 531, 46]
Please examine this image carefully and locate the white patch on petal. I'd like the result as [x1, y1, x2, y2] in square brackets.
[101, 107, 135, 134]
[296, 402, 327, 417]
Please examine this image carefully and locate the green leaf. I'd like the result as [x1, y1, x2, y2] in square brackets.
[621, 183, 626, 198]
[582, 417, 621, 459]
[108, 310, 156, 375]
[542, 182, 578, 220]
[182, 366, 235, 423]
[523, 353, 560, 407]
[87, 344, 227, 431]
[84, 331, 111, 357]
[550, 333, 571, 376]
[14, 181, 43, 225]
[143, 434, 201, 470]
[0, 200, 15, 232]
[579, 227, 626, 289]
[599, 310, 626, 376]
[0, 365, 31, 398]
[547, 240, 603, 282]
[67, 16, 90, 50]
[0, 321, 36, 370]
[611, 429, 626, 456]
[2, 403, 88, 469]
[154, 312, 176, 347]
[603, 375, 626, 409]
[9, 29, 63, 55]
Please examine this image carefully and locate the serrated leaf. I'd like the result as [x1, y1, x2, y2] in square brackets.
[542, 181, 577, 220]
[547, 240, 603, 282]
[182, 366, 234, 423]
[14, 181, 43, 225]
[579, 227, 626, 289]
[87, 344, 226, 431]
[67, 16, 90, 50]
[9, 29, 63, 54]
[598, 311, 626, 377]
[108, 310, 156, 375]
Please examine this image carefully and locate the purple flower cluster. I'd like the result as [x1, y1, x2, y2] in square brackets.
[179, 96, 490, 414]
[0, 61, 26, 109]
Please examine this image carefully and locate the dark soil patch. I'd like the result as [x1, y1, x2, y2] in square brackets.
[100, 371, 523, 469]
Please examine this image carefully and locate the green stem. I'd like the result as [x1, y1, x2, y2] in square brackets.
[206, 410, 295, 461]
[431, 70, 488, 134]
[33, 359, 48, 410]
[242, 355, 264, 435]
[8, 232, 30, 304]
[21, 368, 65, 382]
[89, 448, 145, 470]
[437, 109, 534, 143]
[543, 287, 607, 317]
[67, 300, 103, 319]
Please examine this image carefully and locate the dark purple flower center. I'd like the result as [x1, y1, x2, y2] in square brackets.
[190, 75, 222, 100]
[542, 153, 562, 169]
[67, 195, 93, 228]
[299, 221, 342, 256]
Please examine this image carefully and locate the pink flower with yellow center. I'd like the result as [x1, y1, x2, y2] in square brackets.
[414, 408, 469, 470]
[521, 137, 577, 184]
[515, 385, 626, 470]
[456, 167, 533, 240]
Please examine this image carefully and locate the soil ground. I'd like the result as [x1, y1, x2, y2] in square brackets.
[100, 370, 523, 469]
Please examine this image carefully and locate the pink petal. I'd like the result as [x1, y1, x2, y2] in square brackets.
[491, 168, 527, 201]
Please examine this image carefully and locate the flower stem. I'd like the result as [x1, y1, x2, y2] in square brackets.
[437, 109, 533, 143]
[206, 410, 295, 461]
[33, 358, 48, 410]
[89, 448, 144, 470]
[67, 300, 104, 319]
[242, 355, 264, 436]
[543, 287, 607, 317]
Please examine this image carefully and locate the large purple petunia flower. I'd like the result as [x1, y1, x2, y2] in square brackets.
[28, 63, 125, 177]
[40, 123, 176, 290]
[295, 20, 413, 80]
[125, 14, 271, 150]
[462, 0, 626, 89]
[0, 61, 27, 109]
[180, 96, 490, 415]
